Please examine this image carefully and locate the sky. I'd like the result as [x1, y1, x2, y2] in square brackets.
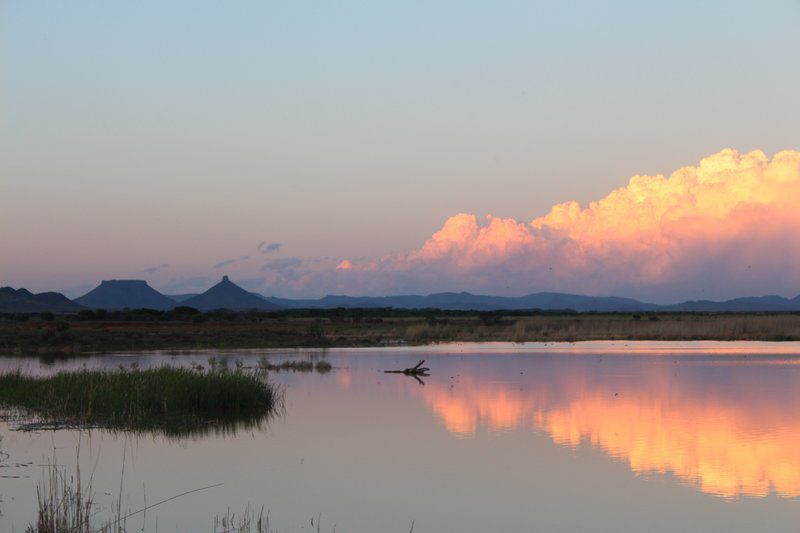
[2, 1, 800, 302]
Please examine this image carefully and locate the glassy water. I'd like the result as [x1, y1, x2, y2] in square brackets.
[2, 342, 800, 532]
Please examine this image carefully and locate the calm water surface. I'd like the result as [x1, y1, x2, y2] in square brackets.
[2, 342, 800, 532]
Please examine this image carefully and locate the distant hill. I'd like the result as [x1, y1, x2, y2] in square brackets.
[665, 295, 800, 312]
[76, 280, 176, 310]
[182, 276, 282, 311]
[263, 291, 800, 312]
[22, 278, 800, 313]
[263, 291, 658, 312]
[166, 293, 198, 303]
[0, 287, 84, 313]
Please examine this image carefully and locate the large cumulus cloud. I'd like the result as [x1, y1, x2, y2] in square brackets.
[333, 149, 800, 301]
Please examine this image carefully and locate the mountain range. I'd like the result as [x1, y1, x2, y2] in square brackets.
[3, 277, 800, 313]
[262, 292, 658, 312]
[0, 287, 85, 313]
[263, 292, 800, 312]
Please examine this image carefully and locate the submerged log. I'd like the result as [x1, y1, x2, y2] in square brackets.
[384, 359, 430, 376]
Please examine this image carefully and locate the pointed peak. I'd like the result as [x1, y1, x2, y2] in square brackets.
[180, 275, 280, 311]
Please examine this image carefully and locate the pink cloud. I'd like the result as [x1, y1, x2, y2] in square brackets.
[332, 149, 800, 301]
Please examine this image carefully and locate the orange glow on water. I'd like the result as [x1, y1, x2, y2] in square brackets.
[539, 391, 800, 498]
[337, 368, 352, 389]
[419, 363, 800, 498]
[423, 379, 536, 436]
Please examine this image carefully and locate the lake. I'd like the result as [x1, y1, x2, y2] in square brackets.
[2, 341, 800, 532]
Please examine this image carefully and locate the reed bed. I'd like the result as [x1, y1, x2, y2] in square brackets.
[0, 367, 278, 435]
[214, 505, 271, 533]
[213, 508, 340, 533]
[26, 459, 338, 533]
[26, 454, 123, 533]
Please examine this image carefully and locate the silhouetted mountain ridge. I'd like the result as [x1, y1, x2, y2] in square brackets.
[664, 295, 800, 312]
[166, 294, 197, 303]
[4, 280, 800, 313]
[264, 291, 800, 312]
[76, 280, 176, 310]
[0, 287, 84, 313]
[264, 291, 657, 312]
[181, 276, 281, 311]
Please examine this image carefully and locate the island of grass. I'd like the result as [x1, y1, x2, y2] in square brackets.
[0, 367, 279, 436]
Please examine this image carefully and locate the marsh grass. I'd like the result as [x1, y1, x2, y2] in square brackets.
[29, 461, 97, 533]
[4, 313, 800, 355]
[255, 356, 333, 374]
[27, 447, 224, 533]
[506, 314, 800, 342]
[214, 505, 270, 533]
[25, 448, 407, 533]
[26, 453, 123, 533]
[214, 507, 339, 533]
[28, 458, 336, 533]
[314, 360, 333, 373]
[403, 314, 800, 343]
[0, 367, 279, 436]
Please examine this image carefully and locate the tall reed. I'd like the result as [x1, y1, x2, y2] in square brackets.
[0, 367, 279, 436]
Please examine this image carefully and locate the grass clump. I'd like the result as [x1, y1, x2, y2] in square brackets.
[315, 360, 333, 373]
[27, 457, 116, 533]
[0, 367, 278, 436]
[255, 355, 333, 373]
[214, 505, 271, 533]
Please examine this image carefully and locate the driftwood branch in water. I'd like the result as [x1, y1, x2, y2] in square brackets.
[384, 360, 430, 377]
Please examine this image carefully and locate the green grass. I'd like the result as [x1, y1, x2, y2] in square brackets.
[0, 367, 279, 436]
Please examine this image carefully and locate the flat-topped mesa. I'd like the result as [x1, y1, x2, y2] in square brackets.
[76, 279, 175, 310]
[100, 279, 149, 287]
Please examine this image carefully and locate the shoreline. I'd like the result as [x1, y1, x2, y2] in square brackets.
[3, 312, 800, 355]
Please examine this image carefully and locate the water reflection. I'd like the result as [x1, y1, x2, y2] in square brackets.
[417, 355, 800, 498]
[3, 344, 800, 532]
[11, 411, 280, 440]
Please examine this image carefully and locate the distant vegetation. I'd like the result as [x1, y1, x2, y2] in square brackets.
[2, 309, 800, 354]
[0, 367, 279, 436]
[403, 313, 800, 343]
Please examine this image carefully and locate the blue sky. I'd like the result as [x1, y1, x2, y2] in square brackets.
[2, 1, 799, 298]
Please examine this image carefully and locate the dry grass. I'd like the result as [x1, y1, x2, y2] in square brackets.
[0, 317, 415, 354]
[3, 313, 800, 355]
[214, 506, 272, 533]
[26, 456, 122, 533]
[404, 314, 800, 343]
[27, 459, 336, 533]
